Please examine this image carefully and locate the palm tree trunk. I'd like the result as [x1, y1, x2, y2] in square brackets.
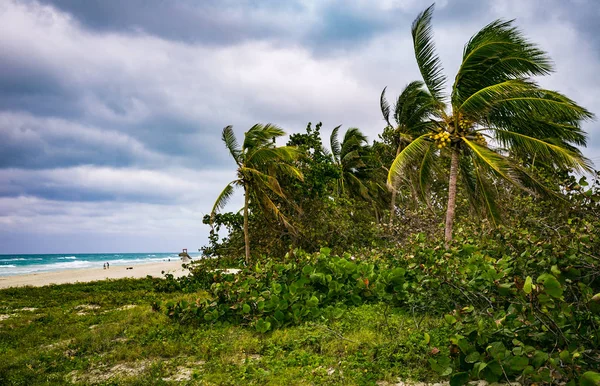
[444, 148, 459, 248]
[389, 145, 402, 226]
[243, 186, 250, 264]
[389, 190, 397, 226]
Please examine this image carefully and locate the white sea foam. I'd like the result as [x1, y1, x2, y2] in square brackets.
[0, 258, 26, 261]
[0, 261, 94, 276]
[0, 253, 201, 277]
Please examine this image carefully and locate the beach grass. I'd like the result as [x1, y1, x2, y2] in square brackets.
[0, 278, 446, 385]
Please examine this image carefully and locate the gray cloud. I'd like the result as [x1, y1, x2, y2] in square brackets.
[35, 0, 304, 45]
[0, 0, 598, 253]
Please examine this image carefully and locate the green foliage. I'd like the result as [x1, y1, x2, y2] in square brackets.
[390, 4, 594, 244]
[211, 123, 304, 262]
[163, 248, 408, 330]
[1, 279, 453, 384]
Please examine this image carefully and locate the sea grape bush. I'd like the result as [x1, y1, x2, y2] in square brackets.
[160, 247, 407, 331]
[394, 228, 600, 384]
[157, 176, 600, 383]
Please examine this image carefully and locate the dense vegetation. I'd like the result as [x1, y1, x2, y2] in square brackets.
[194, 4, 600, 385]
[2, 4, 598, 386]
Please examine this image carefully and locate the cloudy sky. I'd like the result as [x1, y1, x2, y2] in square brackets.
[1, 0, 598, 254]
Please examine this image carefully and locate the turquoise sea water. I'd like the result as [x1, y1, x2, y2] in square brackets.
[0, 252, 201, 277]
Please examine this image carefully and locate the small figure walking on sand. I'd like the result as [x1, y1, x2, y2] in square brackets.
[106, 262, 110, 269]
[103, 263, 106, 270]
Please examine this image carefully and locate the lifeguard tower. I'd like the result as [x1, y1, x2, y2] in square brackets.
[178, 248, 192, 263]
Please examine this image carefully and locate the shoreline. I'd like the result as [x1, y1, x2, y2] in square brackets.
[0, 261, 188, 289]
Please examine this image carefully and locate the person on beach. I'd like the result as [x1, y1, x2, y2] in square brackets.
[103, 263, 106, 270]
[106, 262, 110, 269]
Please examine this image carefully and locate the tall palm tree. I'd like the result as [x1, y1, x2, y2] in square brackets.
[380, 81, 436, 225]
[210, 124, 303, 263]
[388, 4, 593, 247]
[330, 126, 371, 200]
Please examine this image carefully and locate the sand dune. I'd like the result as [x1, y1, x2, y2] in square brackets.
[0, 261, 189, 289]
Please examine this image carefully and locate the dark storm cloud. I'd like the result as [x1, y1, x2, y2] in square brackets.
[0, 0, 599, 253]
[36, 0, 304, 45]
[0, 113, 167, 169]
[557, 0, 600, 58]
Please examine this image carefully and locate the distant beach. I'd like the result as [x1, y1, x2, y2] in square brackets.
[0, 260, 188, 288]
[0, 252, 200, 277]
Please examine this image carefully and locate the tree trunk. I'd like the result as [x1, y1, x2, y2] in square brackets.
[389, 190, 397, 226]
[444, 148, 459, 248]
[243, 186, 250, 264]
[389, 145, 402, 226]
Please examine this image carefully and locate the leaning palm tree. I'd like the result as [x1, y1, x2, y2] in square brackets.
[388, 4, 593, 247]
[380, 81, 436, 225]
[210, 124, 303, 263]
[330, 126, 371, 200]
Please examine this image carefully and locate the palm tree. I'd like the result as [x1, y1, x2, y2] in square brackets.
[380, 81, 436, 225]
[210, 124, 303, 263]
[388, 4, 593, 247]
[330, 126, 372, 200]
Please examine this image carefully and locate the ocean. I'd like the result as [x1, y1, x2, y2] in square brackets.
[0, 252, 202, 277]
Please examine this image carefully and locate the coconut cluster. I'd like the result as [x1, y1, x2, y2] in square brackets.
[473, 132, 487, 146]
[458, 118, 471, 131]
[429, 131, 451, 149]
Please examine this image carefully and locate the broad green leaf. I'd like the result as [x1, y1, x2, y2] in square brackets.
[445, 314, 457, 324]
[505, 355, 529, 372]
[580, 371, 600, 386]
[537, 273, 563, 298]
[465, 351, 480, 363]
[320, 247, 331, 257]
[450, 372, 469, 386]
[424, 332, 431, 345]
[523, 276, 533, 294]
[255, 318, 271, 333]
[551, 265, 561, 276]
[486, 341, 506, 360]
[306, 295, 319, 308]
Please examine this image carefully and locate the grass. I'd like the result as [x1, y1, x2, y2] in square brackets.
[0, 278, 449, 385]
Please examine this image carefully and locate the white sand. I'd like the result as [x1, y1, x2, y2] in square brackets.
[0, 261, 189, 289]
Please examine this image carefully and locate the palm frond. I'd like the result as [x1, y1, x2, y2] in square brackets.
[510, 163, 565, 200]
[340, 149, 364, 168]
[243, 123, 286, 151]
[462, 138, 523, 189]
[348, 172, 371, 200]
[452, 18, 553, 105]
[341, 128, 368, 158]
[252, 188, 296, 233]
[387, 134, 432, 189]
[330, 125, 341, 162]
[472, 157, 501, 226]
[486, 93, 592, 126]
[247, 146, 301, 165]
[380, 87, 392, 127]
[222, 126, 241, 164]
[210, 182, 238, 220]
[241, 167, 286, 198]
[417, 141, 436, 202]
[412, 4, 447, 103]
[493, 129, 593, 172]
[270, 162, 304, 182]
[458, 79, 535, 116]
[459, 155, 480, 211]
[395, 81, 428, 126]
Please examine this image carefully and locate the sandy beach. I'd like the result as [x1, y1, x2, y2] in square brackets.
[0, 261, 189, 289]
